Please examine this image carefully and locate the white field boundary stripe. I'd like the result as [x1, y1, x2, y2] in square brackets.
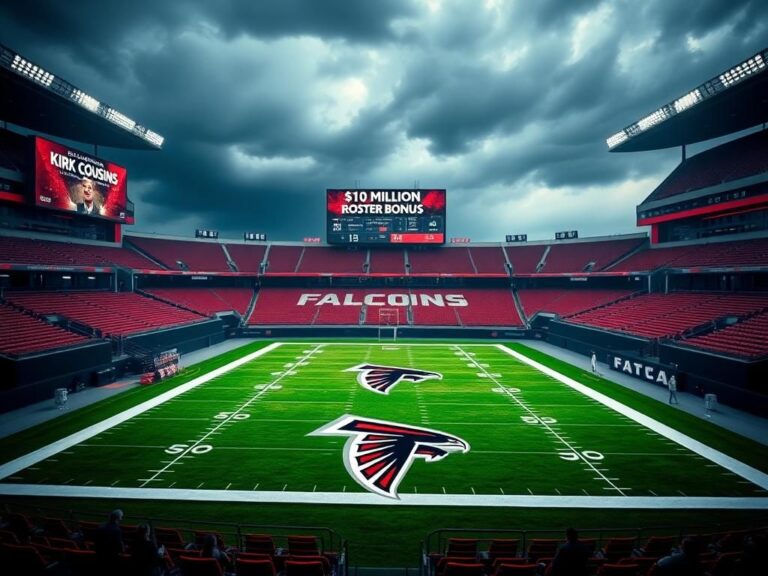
[0, 342, 283, 481]
[137, 344, 323, 487]
[457, 346, 627, 495]
[0, 484, 766, 508]
[495, 344, 768, 491]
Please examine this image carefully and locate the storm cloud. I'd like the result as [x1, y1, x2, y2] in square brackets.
[1, 0, 766, 241]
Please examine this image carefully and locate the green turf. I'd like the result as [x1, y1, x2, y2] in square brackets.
[1, 340, 766, 566]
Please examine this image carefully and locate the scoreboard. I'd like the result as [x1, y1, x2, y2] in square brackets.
[327, 189, 446, 245]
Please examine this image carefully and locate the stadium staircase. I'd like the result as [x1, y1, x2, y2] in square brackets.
[603, 239, 650, 271]
[501, 247, 513, 275]
[294, 247, 306, 273]
[243, 290, 260, 325]
[511, 288, 528, 327]
[536, 245, 550, 272]
[136, 289, 206, 317]
[466, 249, 479, 274]
[261, 243, 272, 273]
[220, 244, 238, 272]
[363, 249, 371, 273]
[121, 241, 169, 270]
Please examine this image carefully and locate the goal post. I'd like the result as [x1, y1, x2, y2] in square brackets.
[377, 307, 400, 342]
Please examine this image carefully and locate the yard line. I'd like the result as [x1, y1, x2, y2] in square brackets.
[458, 346, 629, 496]
[137, 344, 325, 488]
[496, 344, 768, 492]
[0, 345, 286, 480]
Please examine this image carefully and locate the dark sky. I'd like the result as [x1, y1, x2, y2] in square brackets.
[2, 1, 766, 241]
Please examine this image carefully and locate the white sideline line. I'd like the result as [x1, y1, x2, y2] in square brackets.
[458, 347, 627, 495]
[0, 342, 284, 481]
[495, 344, 768, 491]
[0, 483, 765, 508]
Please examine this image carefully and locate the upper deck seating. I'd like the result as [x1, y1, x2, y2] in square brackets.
[468, 247, 508, 274]
[541, 238, 645, 273]
[408, 248, 475, 274]
[368, 250, 406, 274]
[226, 244, 267, 273]
[609, 238, 768, 272]
[127, 237, 231, 272]
[645, 130, 768, 202]
[504, 245, 546, 274]
[297, 247, 366, 274]
[264, 246, 304, 273]
[0, 235, 162, 269]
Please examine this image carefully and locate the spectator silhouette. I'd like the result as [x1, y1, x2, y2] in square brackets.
[549, 527, 590, 576]
[131, 523, 167, 576]
[201, 532, 233, 573]
[94, 508, 124, 571]
[653, 537, 704, 575]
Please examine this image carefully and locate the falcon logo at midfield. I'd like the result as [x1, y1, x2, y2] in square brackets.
[309, 415, 469, 499]
[346, 364, 442, 395]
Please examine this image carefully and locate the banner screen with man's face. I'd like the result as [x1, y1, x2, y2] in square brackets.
[33, 137, 128, 221]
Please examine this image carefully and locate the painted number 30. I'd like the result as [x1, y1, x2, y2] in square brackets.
[558, 450, 604, 461]
[164, 444, 213, 455]
[214, 412, 250, 420]
[521, 416, 557, 424]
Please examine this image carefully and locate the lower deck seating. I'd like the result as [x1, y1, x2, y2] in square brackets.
[568, 292, 768, 339]
[4, 291, 207, 337]
[517, 289, 634, 320]
[0, 304, 89, 355]
[682, 311, 768, 358]
[144, 288, 254, 317]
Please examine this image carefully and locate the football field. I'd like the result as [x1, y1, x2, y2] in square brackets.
[1, 342, 767, 506]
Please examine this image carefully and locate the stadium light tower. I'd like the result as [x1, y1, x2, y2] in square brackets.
[0, 43, 164, 149]
[606, 49, 766, 151]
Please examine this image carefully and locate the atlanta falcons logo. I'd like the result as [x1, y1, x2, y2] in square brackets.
[346, 364, 442, 395]
[309, 415, 469, 499]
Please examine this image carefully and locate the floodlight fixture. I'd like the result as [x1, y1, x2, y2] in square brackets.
[606, 48, 767, 150]
[105, 108, 136, 131]
[606, 131, 628, 148]
[1, 43, 164, 149]
[11, 54, 54, 87]
[71, 89, 101, 112]
[143, 129, 165, 148]
[719, 54, 765, 88]
[673, 89, 702, 113]
[637, 106, 672, 131]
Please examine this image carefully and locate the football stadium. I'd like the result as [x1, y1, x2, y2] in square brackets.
[1, 29, 768, 576]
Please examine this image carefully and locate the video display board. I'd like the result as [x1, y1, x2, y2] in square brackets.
[327, 189, 446, 245]
[33, 137, 128, 222]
